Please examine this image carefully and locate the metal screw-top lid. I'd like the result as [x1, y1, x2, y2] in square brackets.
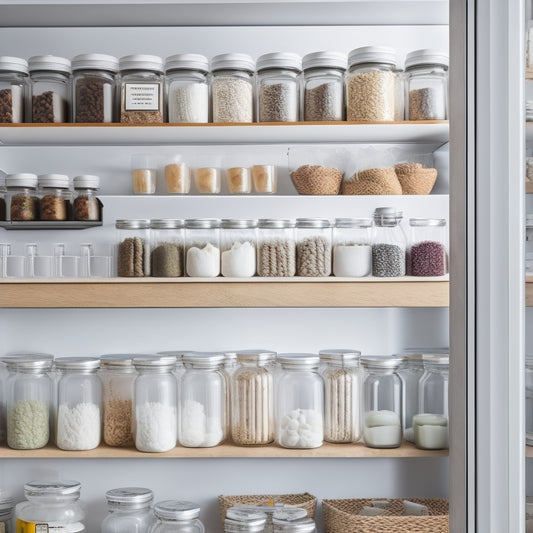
[236, 350, 276, 365]
[373, 207, 402, 226]
[319, 349, 361, 365]
[211, 53, 255, 73]
[165, 53, 209, 73]
[185, 218, 220, 229]
[227, 507, 268, 523]
[73, 175, 100, 190]
[151, 218, 185, 229]
[272, 517, 316, 531]
[348, 46, 397, 68]
[258, 219, 295, 229]
[423, 354, 449, 366]
[29, 55, 71, 74]
[182, 353, 226, 368]
[24, 480, 81, 498]
[4, 356, 53, 373]
[278, 353, 320, 368]
[302, 51, 347, 71]
[38, 173, 70, 189]
[224, 351, 238, 365]
[6, 173, 38, 189]
[153, 500, 201, 521]
[0, 490, 14, 512]
[105, 487, 153, 507]
[55, 357, 100, 371]
[99, 354, 135, 368]
[257, 52, 302, 73]
[295, 218, 332, 229]
[133, 354, 177, 368]
[119, 54, 164, 74]
[116, 219, 151, 230]
[72, 53, 119, 73]
[273, 508, 308, 521]
[405, 49, 449, 70]
[334, 218, 372, 229]
[361, 356, 402, 370]
[221, 219, 257, 229]
[409, 218, 446, 227]
[0, 56, 29, 75]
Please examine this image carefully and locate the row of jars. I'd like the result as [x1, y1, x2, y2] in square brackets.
[0, 350, 449, 452]
[0, 48, 448, 124]
[116, 211, 449, 279]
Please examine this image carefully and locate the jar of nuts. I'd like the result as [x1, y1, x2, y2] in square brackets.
[0, 56, 29, 124]
[6, 173, 39, 221]
[38, 173, 70, 221]
[73, 175, 101, 221]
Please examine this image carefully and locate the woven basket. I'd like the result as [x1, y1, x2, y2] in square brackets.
[323, 498, 449, 533]
[341, 167, 402, 195]
[394, 163, 438, 195]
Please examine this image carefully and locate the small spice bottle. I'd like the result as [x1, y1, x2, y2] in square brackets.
[72, 53, 118, 123]
[220, 219, 257, 278]
[102, 487, 154, 533]
[295, 218, 332, 277]
[397, 353, 425, 442]
[211, 53, 255, 123]
[6, 173, 39, 221]
[116, 219, 151, 277]
[73, 174, 101, 221]
[257, 219, 296, 277]
[150, 218, 185, 277]
[225, 508, 267, 533]
[38, 173, 70, 221]
[0, 56, 29, 123]
[408, 218, 448, 276]
[332, 218, 372, 277]
[0, 491, 14, 533]
[372, 207, 407, 277]
[150, 501, 205, 533]
[28, 55, 71, 123]
[184, 218, 221, 277]
[302, 51, 346, 121]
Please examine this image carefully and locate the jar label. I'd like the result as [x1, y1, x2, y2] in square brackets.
[124, 83, 160, 111]
[16, 520, 85, 533]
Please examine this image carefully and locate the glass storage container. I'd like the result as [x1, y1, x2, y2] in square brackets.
[372, 207, 407, 277]
[225, 508, 267, 533]
[101, 487, 154, 533]
[165, 156, 190, 194]
[257, 219, 296, 277]
[116, 219, 151, 277]
[272, 518, 316, 533]
[225, 167, 251, 194]
[184, 218, 220, 277]
[361, 356, 403, 449]
[525, 215, 533, 274]
[73, 174, 101, 221]
[527, 355, 533, 446]
[6, 173, 39, 222]
[332, 218, 372, 277]
[397, 353, 425, 442]
[220, 219, 257, 277]
[408, 218, 448, 276]
[250, 165, 277, 194]
[150, 219, 185, 278]
[38, 173, 70, 221]
[193, 166, 221, 194]
[0, 56, 28, 123]
[0, 176, 7, 221]
[0, 491, 14, 533]
[149, 501, 204, 533]
[295, 218, 332, 277]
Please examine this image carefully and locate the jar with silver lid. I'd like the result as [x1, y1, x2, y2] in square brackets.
[224, 508, 267, 533]
[101, 487, 154, 533]
[0, 490, 14, 533]
[184, 218, 220, 277]
[150, 219, 185, 277]
[0, 56, 28, 123]
[295, 218, 332, 277]
[149, 501, 204, 533]
[116, 219, 151, 277]
[38, 173, 71, 221]
[6, 173, 39, 222]
[372, 207, 406, 277]
[272, 518, 316, 533]
[332, 218, 372, 277]
[397, 353, 425, 443]
[408, 218, 448, 277]
[73, 174, 101, 221]
[257, 219, 296, 277]
[220, 219, 257, 278]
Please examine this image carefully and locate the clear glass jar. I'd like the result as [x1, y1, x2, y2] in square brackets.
[116, 219, 151, 277]
[250, 165, 277, 194]
[133, 355, 177, 452]
[38, 173, 71, 221]
[319, 349, 361, 443]
[257, 52, 301, 122]
[6, 173, 39, 222]
[165, 54, 209, 123]
[73, 174, 101, 221]
[72, 53, 118, 123]
[211, 54, 255, 123]
[150, 219, 185, 277]
[397, 353, 425, 443]
[225, 508, 267, 533]
[372, 207, 407, 277]
[184, 218, 220, 277]
[527, 355, 533, 446]
[119, 55, 164, 124]
[149, 501, 204, 533]
[0, 56, 28, 123]
[257, 219, 296, 277]
[405, 49, 448, 120]
[408, 218, 448, 276]
[28, 55, 70, 123]
[0, 491, 14, 533]
[193, 166, 221, 194]
[332, 218, 372, 277]
[220, 219, 257, 278]
[346, 46, 397, 122]
[225, 167, 251, 194]
[101, 487, 154, 533]
[272, 518, 316, 533]
[527, 215, 533, 274]
[302, 51, 346, 121]
[55, 357, 101, 451]
[165, 157, 190, 194]
[295, 218, 332, 277]
[361, 356, 403, 449]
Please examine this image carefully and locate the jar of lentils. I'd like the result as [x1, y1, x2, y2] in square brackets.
[408, 218, 448, 276]
[0, 56, 28, 123]
[220, 219, 257, 278]
[184, 218, 221, 277]
[116, 219, 151, 277]
[257, 219, 296, 277]
[295, 218, 332, 277]
[372, 207, 406, 277]
[6, 173, 39, 222]
[38, 173, 70, 221]
[150, 218, 185, 277]
[332, 218, 372, 277]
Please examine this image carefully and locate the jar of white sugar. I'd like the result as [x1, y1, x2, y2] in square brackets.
[151, 501, 204, 533]
[220, 219, 257, 277]
[257, 219, 296, 277]
[184, 218, 221, 277]
[295, 218, 332, 277]
[276, 354, 324, 449]
[361, 356, 403, 449]
[150, 218, 185, 277]
[372, 207, 407, 277]
[116, 219, 151, 277]
[397, 353, 425, 443]
[211, 53, 255, 123]
[0, 56, 29, 123]
[332, 218, 372, 277]
[408, 218, 448, 276]
[102, 487, 154, 533]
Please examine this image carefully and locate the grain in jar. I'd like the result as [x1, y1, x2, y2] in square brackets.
[131, 153, 157, 195]
[332, 218, 372, 277]
[116, 219, 151, 277]
[38, 173, 70, 221]
[150, 218, 184, 277]
[184, 218, 220, 277]
[372, 207, 406, 277]
[408, 218, 448, 276]
[0, 56, 28, 123]
[165, 159, 191, 194]
[73, 174, 101, 221]
[194, 167, 221, 194]
[220, 219, 257, 278]
[226, 167, 251, 194]
[6, 173, 39, 222]
[295, 218, 332, 277]
[257, 219, 296, 277]
[251, 165, 277, 194]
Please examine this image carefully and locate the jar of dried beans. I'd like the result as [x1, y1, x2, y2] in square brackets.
[38, 173, 70, 221]
[73, 174, 101, 221]
[116, 219, 151, 277]
[102, 487, 154, 533]
[332, 218, 372, 277]
[295, 218, 332, 277]
[257, 219, 296, 277]
[0, 56, 29, 123]
[220, 219, 257, 278]
[372, 207, 407, 277]
[184, 218, 220, 277]
[408, 218, 448, 276]
[6, 173, 39, 222]
[150, 218, 185, 277]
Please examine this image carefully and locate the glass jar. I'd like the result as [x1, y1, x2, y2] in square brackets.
[257, 52, 301, 122]
[257, 219, 296, 277]
[250, 165, 277, 194]
[225, 167, 251, 194]
[346, 46, 397, 122]
[193, 166, 221, 194]
[319, 349, 361, 443]
[225, 508, 267, 533]
[38, 173, 70, 221]
[527, 215, 533, 274]
[0, 56, 28, 123]
[119, 55, 164, 123]
[527, 355, 533, 446]
[361, 356, 403, 448]
[295, 218, 332, 277]
[405, 49, 448, 120]
[6, 173, 39, 222]
[165, 157, 190, 194]
[73, 174, 101, 221]
[28, 55, 70, 123]
[397, 353, 425, 443]
[133, 355, 177, 452]
[0, 491, 14, 533]
[149, 501, 204, 533]
[150, 219, 185, 277]
[0, 176, 6, 221]
[372, 207, 407, 277]
[165, 54, 209, 123]
[332, 218, 372, 277]
[408, 218, 448, 276]
[272, 518, 316, 533]
[211, 54, 255, 123]
[220, 219, 257, 278]
[276, 354, 323, 449]
[116, 219, 151, 277]
[302, 51, 346, 121]
[184, 218, 221, 277]
[72, 53, 118, 123]
[101, 487, 154, 533]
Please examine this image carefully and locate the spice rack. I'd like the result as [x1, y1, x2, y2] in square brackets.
[0, 221, 102, 230]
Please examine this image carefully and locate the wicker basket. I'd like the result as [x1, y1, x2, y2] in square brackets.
[323, 498, 449, 533]
[394, 163, 438, 195]
[341, 167, 402, 195]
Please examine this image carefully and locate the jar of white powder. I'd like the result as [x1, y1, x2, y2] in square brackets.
[220, 219, 257, 277]
[332, 218, 372, 277]
[55, 357, 102, 451]
[184, 218, 221, 277]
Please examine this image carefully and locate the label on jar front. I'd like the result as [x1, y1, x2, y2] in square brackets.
[124, 83, 160, 111]
[16, 520, 85, 533]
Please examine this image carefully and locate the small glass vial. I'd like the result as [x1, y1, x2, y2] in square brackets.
[165, 54, 209, 123]
[38, 173, 70, 221]
[0, 491, 14, 533]
[119, 55, 165, 123]
[405, 49, 448, 120]
[319, 349, 361, 443]
[211, 53, 255, 123]
[102, 487, 154, 533]
[302, 51, 346, 121]
[0, 56, 28, 123]
[295, 218, 332, 277]
[29, 55, 70, 123]
[332, 218, 372, 277]
[220, 219, 257, 278]
[408, 218, 448, 276]
[372, 207, 407, 277]
[257, 219, 296, 277]
[55, 357, 101, 451]
[276, 354, 324, 449]
[116, 219, 151, 277]
[73, 174, 101, 221]
[184, 218, 221, 277]
[6, 173, 39, 221]
[72, 53, 118, 123]
[361, 356, 403, 449]
[257, 52, 301, 122]
[150, 219, 185, 277]
[150, 501, 204, 533]
[397, 353, 425, 443]
[273, 518, 316, 533]
[225, 508, 267, 533]
[527, 355, 533, 446]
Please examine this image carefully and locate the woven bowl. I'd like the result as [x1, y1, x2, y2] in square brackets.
[290, 165, 343, 195]
[341, 167, 402, 195]
[395, 164, 438, 195]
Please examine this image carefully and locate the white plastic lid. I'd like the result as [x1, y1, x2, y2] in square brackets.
[211, 53, 255, 73]
[119, 54, 164, 73]
[256, 52, 302, 72]
[405, 49, 449, 70]
[38, 173, 70, 189]
[6, 173, 38, 188]
[165, 53, 209, 73]
[348, 46, 397, 68]
[0, 56, 29, 75]
[302, 51, 347, 71]
[73, 175, 100, 190]
[28, 55, 71, 73]
[72, 53, 119, 73]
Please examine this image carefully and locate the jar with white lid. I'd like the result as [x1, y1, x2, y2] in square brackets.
[150, 219, 185, 277]
[332, 218, 372, 277]
[225, 508, 267, 533]
[361, 356, 403, 448]
[295, 218, 332, 277]
[184, 218, 220, 277]
[302, 51, 346, 121]
[116, 219, 151, 277]
[405, 49, 448, 120]
[29, 55, 70, 123]
[73, 174, 101, 221]
[149, 501, 204, 533]
[119, 55, 164, 123]
[273, 518, 316, 533]
[72, 53, 118, 123]
[0, 56, 28, 123]
[133, 355, 177, 452]
[257, 52, 301, 122]
[397, 353, 425, 442]
[165, 54, 209, 123]
[211, 53, 255, 123]
[372, 207, 406, 277]
[408, 218, 448, 276]
[6, 173, 39, 221]
[257, 219, 296, 277]
[38, 173, 71, 221]
[220, 219, 257, 278]
[0, 491, 14, 533]
[346, 46, 398, 122]
[101, 487, 154, 533]
[276, 354, 323, 449]
[527, 355, 533, 446]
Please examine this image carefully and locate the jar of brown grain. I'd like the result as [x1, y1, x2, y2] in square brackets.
[6, 173, 39, 221]
[73, 175, 101, 221]
[38, 173, 70, 221]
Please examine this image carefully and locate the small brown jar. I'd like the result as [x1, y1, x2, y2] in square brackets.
[38, 173, 70, 221]
[73, 175, 101, 221]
